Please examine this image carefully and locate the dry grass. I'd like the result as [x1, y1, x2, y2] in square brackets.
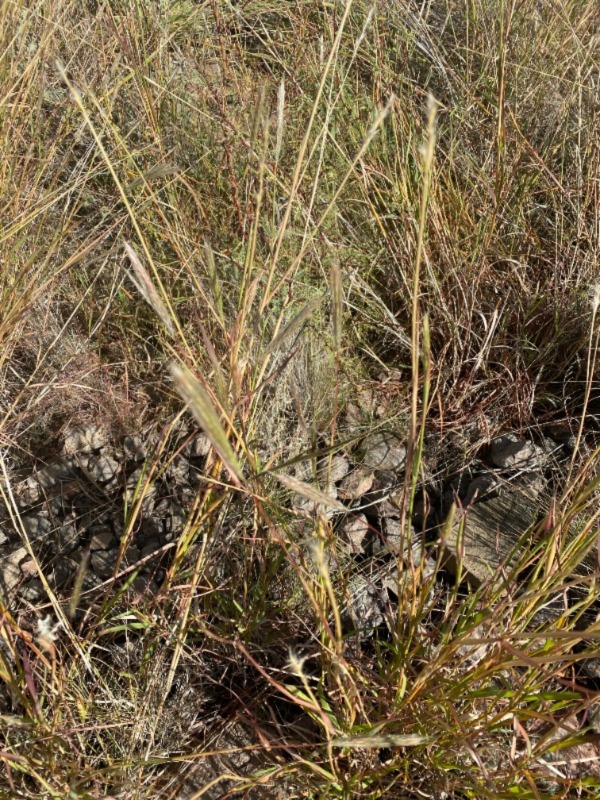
[0, 0, 599, 798]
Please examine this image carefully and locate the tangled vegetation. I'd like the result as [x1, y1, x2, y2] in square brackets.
[0, 1, 598, 798]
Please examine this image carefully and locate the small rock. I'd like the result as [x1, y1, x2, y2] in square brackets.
[84, 455, 119, 485]
[125, 467, 157, 504]
[130, 574, 157, 594]
[359, 471, 403, 518]
[318, 454, 350, 484]
[77, 508, 111, 534]
[69, 546, 87, 564]
[344, 401, 368, 434]
[124, 545, 140, 565]
[372, 523, 428, 568]
[141, 540, 161, 559]
[378, 486, 404, 519]
[540, 436, 561, 456]
[489, 434, 545, 470]
[57, 518, 80, 552]
[20, 558, 37, 579]
[140, 515, 162, 540]
[341, 514, 370, 553]
[463, 473, 501, 506]
[47, 559, 75, 588]
[37, 459, 77, 488]
[91, 545, 139, 578]
[361, 431, 407, 471]
[19, 478, 41, 506]
[1, 547, 28, 594]
[19, 579, 43, 603]
[379, 368, 403, 383]
[63, 426, 105, 455]
[153, 498, 186, 540]
[338, 467, 375, 500]
[564, 434, 578, 453]
[22, 513, 51, 541]
[179, 485, 197, 504]
[89, 527, 115, 551]
[166, 457, 190, 484]
[82, 571, 102, 591]
[582, 658, 600, 680]
[90, 549, 117, 579]
[291, 460, 314, 483]
[378, 563, 402, 596]
[47, 496, 67, 516]
[19, 458, 78, 505]
[371, 470, 398, 491]
[373, 518, 404, 555]
[344, 574, 385, 631]
[123, 435, 146, 461]
[91, 546, 140, 579]
[588, 705, 600, 734]
[192, 433, 211, 458]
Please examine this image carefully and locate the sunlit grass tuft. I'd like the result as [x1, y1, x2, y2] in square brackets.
[0, 0, 598, 798]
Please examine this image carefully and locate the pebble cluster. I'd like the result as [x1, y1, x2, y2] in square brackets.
[0, 418, 585, 635]
[0, 424, 210, 605]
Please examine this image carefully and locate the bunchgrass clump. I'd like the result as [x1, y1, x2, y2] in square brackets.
[0, 1, 598, 798]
